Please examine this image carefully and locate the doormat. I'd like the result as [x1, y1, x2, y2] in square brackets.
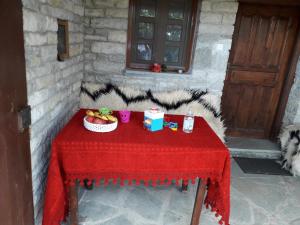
[234, 157, 292, 176]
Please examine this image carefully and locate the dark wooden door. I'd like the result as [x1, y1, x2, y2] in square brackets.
[222, 3, 300, 139]
[0, 1, 34, 225]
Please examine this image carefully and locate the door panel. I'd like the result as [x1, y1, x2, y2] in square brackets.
[0, 1, 34, 225]
[222, 3, 300, 138]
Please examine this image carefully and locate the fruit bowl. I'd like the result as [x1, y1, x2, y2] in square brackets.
[83, 116, 118, 132]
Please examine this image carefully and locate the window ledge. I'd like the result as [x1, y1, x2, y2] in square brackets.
[124, 69, 190, 78]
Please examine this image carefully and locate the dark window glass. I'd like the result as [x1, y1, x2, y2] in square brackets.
[164, 47, 180, 63]
[166, 25, 182, 41]
[168, 8, 184, 20]
[138, 22, 154, 39]
[140, 6, 155, 17]
[137, 43, 152, 61]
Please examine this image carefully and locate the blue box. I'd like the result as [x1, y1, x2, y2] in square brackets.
[144, 109, 164, 132]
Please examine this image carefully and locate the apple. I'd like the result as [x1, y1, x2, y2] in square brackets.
[86, 116, 94, 123]
[93, 118, 107, 124]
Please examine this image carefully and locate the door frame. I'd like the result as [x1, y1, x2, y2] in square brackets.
[224, 0, 300, 139]
[0, 0, 34, 224]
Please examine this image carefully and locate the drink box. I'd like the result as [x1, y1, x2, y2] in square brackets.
[144, 109, 164, 132]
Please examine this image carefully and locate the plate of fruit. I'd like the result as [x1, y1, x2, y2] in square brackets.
[84, 108, 118, 132]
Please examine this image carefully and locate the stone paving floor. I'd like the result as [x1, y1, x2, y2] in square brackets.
[72, 159, 300, 225]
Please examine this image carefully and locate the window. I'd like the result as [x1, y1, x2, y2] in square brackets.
[126, 0, 200, 73]
[57, 19, 69, 61]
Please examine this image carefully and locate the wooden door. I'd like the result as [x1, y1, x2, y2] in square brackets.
[0, 1, 34, 225]
[222, 3, 300, 139]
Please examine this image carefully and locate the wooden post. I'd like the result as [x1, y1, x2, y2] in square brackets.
[69, 182, 78, 225]
[181, 179, 189, 191]
[190, 178, 207, 225]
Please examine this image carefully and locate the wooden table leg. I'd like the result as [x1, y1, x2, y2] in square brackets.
[69, 182, 78, 225]
[181, 180, 189, 192]
[190, 178, 207, 225]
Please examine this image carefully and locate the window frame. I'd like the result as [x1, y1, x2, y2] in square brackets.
[57, 19, 70, 61]
[126, 0, 201, 73]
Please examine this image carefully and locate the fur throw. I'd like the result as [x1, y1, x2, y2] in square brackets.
[279, 124, 300, 176]
[80, 82, 226, 142]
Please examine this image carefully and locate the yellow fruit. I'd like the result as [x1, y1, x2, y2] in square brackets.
[86, 110, 95, 117]
[106, 115, 117, 122]
[94, 113, 109, 120]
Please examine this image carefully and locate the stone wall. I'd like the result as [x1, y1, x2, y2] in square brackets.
[22, 0, 84, 224]
[283, 57, 300, 125]
[83, 0, 238, 95]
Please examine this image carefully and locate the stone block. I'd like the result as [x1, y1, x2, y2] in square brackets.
[24, 46, 42, 68]
[212, 2, 238, 13]
[108, 30, 127, 43]
[115, 0, 129, 9]
[69, 32, 84, 44]
[93, 61, 124, 74]
[200, 12, 222, 24]
[91, 18, 128, 30]
[85, 8, 105, 17]
[23, 9, 57, 32]
[106, 8, 128, 18]
[201, 1, 212, 12]
[91, 42, 126, 55]
[74, 5, 85, 16]
[85, 34, 107, 41]
[222, 13, 237, 25]
[47, 32, 58, 45]
[40, 45, 57, 61]
[199, 24, 234, 36]
[34, 75, 57, 91]
[25, 33, 48, 46]
[22, 0, 40, 11]
[92, 0, 115, 8]
[69, 44, 84, 57]
[109, 54, 126, 63]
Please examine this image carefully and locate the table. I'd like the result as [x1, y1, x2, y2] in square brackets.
[42, 110, 230, 225]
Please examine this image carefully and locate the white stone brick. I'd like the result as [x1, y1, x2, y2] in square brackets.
[23, 9, 57, 32]
[91, 42, 126, 54]
[91, 18, 128, 30]
[212, 2, 238, 13]
[85, 8, 105, 17]
[47, 32, 57, 45]
[40, 45, 57, 61]
[69, 43, 84, 56]
[93, 61, 124, 73]
[201, 1, 212, 12]
[25, 33, 47, 46]
[115, 0, 129, 9]
[108, 30, 127, 43]
[74, 5, 85, 16]
[200, 12, 222, 24]
[106, 8, 128, 18]
[34, 75, 56, 90]
[85, 34, 107, 41]
[92, 0, 114, 8]
[22, 0, 40, 11]
[69, 32, 84, 44]
[222, 13, 236, 25]
[199, 24, 234, 36]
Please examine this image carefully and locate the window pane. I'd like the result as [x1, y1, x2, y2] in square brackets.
[137, 43, 152, 61]
[138, 22, 154, 39]
[164, 47, 179, 63]
[166, 25, 182, 41]
[168, 8, 184, 20]
[140, 6, 155, 17]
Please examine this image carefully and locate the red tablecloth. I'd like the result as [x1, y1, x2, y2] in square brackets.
[42, 110, 230, 225]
